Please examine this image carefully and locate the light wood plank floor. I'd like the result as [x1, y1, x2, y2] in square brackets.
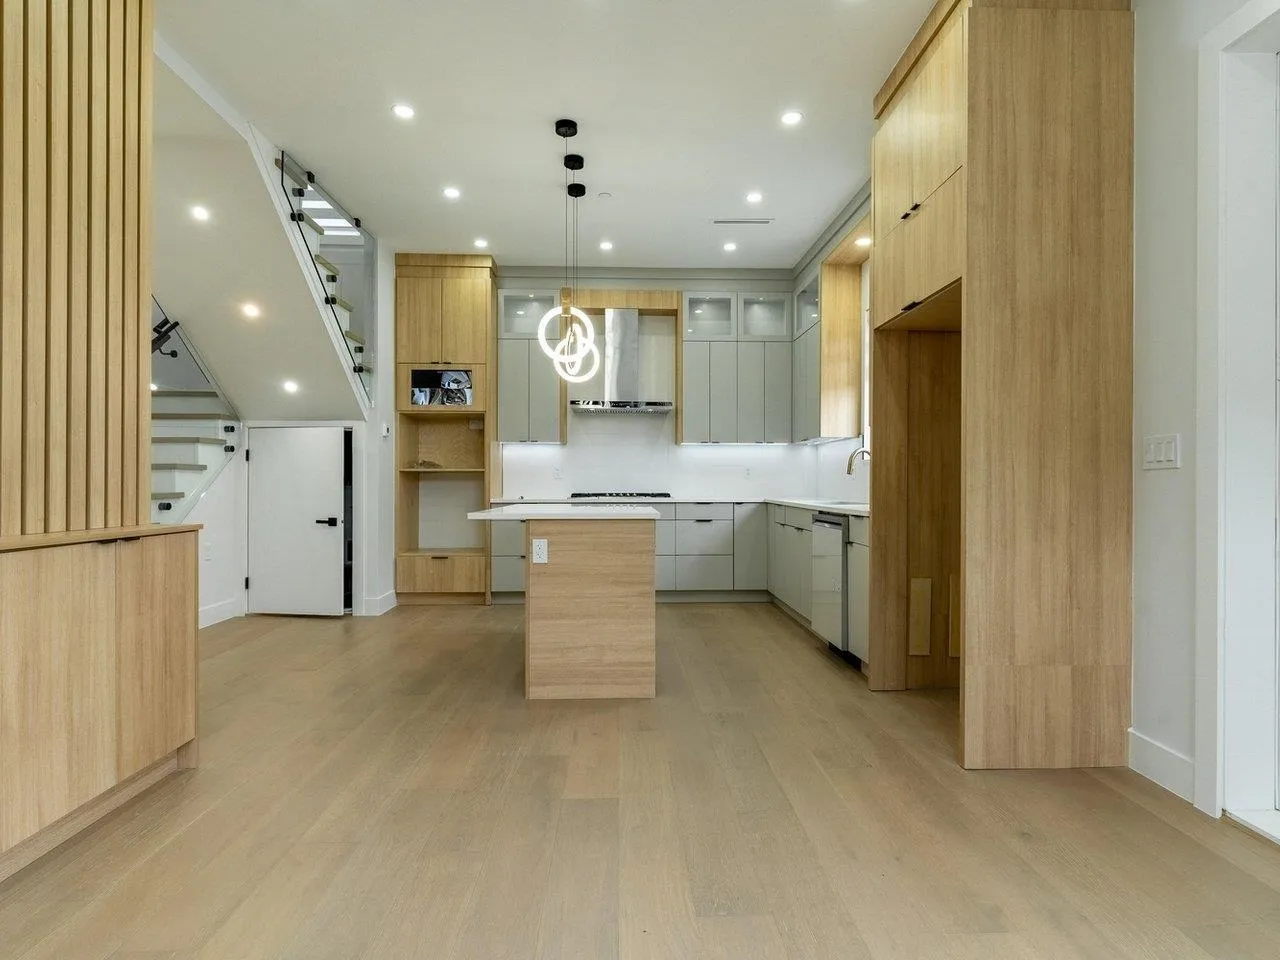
[3, 603, 1280, 959]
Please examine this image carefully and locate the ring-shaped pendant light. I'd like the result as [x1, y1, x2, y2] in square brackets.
[543, 119, 599, 384]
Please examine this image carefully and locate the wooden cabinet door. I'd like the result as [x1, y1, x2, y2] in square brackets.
[912, 168, 966, 306]
[872, 90, 917, 238]
[911, 12, 966, 206]
[396, 277, 442, 363]
[439, 276, 491, 365]
[116, 532, 198, 780]
[872, 222, 908, 326]
[0, 543, 118, 852]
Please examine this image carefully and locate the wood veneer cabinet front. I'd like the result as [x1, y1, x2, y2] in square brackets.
[0, 527, 197, 855]
[395, 270, 493, 365]
[867, 0, 1134, 770]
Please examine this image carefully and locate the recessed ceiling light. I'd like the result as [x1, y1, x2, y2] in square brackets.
[855, 237, 873, 248]
[746, 191, 763, 204]
[781, 110, 804, 126]
[149, 382, 157, 392]
[190, 205, 210, 221]
[599, 240, 614, 251]
[723, 242, 738, 252]
[473, 238, 489, 249]
[241, 302, 261, 319]
[598, 192, 613, 200]
[442, 186, 461, 200]
[392, 103, 415, 120]
[282, 380, 299, 394]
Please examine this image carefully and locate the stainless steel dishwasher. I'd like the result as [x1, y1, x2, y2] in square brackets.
[810, 512, 848, 652]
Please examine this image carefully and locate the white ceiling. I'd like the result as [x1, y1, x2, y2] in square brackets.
[153, 62, 364, 421]
[154, 0, 932, 269]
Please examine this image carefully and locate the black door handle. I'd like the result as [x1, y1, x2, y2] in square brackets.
[316, 517, 338, 526]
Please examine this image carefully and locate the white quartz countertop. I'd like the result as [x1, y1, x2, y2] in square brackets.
[469, 504, 661, 521]
[488, 497, 870, 517]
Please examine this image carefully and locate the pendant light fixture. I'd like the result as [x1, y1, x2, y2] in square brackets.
[537, 119, 600, 384]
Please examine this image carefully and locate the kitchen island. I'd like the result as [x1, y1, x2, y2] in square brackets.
[468, 503, 659, 699]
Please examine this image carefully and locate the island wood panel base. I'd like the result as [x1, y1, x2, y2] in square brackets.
[0, 747, 186, 885]
[524, 519, 656, 700]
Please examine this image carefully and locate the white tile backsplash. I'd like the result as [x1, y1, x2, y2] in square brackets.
[501, 412, 865, 502]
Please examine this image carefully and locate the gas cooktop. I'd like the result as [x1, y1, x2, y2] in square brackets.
[570, 492, 672, 499]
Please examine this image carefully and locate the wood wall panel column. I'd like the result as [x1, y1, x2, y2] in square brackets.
[0, 0, 24, 535]
[23, 0, 47, 534]
[0, 0, 151, 538]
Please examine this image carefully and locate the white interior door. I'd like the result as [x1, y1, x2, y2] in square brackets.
[248, 427, 345, 616]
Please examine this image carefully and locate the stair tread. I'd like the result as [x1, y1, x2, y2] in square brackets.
[314, 253, 341, 277]
[152, 436, 226, 445]
[330, 295, 354, 313]
[344, 329, 366, 346]
[151, 492, 186, 501]
[151, 462, 208, 471]
[151, 389, 219, 398]
[152, 412, 234, 420]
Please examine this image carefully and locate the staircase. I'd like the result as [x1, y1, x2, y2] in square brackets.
[150, 301, 241, 522]
[273, 153, 374, 393]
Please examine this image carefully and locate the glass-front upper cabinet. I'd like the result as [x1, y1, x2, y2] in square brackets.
[683, 293, 736, 340]
[500, 290, 558, 338]
[738, 293, 790, 341]
[795, 276, 821, 336]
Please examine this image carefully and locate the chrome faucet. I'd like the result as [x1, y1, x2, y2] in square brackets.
[846, 445, 871, 476]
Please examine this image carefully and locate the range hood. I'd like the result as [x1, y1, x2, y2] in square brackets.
[568, 308, 673, 414]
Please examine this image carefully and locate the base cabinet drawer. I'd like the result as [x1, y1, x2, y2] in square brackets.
[396, 554, 486, 593]
[490, 520, 526, 558]
[656, 555, 676, 591]
[656, 521, 676, 556]
[675, 556, 734, 591]
[675, 519, 733, 556]
[491, 557, 526, 592]
[676, 502, 733, 521]
[784, 506, 813, 530]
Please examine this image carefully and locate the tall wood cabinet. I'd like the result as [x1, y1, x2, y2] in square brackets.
[394, 254, 499, 604]
[868, 0, 1134, 770]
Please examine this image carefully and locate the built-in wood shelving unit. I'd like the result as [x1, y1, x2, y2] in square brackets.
[394, 254, 499, 604]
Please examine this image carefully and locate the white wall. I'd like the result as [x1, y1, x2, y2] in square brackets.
[186, 454, 248, 628]
[354, 241, 397, 615]
[1130, 0, 1257, 800]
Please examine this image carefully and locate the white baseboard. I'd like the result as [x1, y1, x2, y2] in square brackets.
[1129, 728, 1195, 801]
[199, 596, 246, 629]
[355, 590, 397, 617]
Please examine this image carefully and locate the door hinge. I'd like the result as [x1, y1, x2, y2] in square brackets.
[244, 576, 250, 590]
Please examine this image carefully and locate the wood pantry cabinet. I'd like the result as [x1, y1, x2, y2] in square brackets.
[0, 528, 198, 864]
[394, 254, 499, 604]
[867, 0, 1134, 770]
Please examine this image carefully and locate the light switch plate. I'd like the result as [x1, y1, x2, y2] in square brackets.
[531, 538, 549, 564]
[1143, 434, 1181, 470]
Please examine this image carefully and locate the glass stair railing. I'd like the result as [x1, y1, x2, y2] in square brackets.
[274, 151, 376, 402]
[149, 298, 241, 523]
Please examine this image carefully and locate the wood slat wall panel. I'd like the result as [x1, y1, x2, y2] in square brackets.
[65, 0, 87, 530]
[103, 0, 122, 527]
[135, 0, 151, 524]
[23, 0, 47, 534]
[86, 0, 106, 529]
[0, 0, 24, 535]
[0, 0, 151, 538]
[120, 0, 138, 526]
[45, 0, 68, 532]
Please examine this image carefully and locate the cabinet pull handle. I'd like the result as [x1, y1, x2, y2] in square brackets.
[119, 536, 141, 542]
[430, 555, 449, 560]
[910, 202, 921, 211]
[902, 300, 922, 312]
[695, 519, 713, 524]
[900, 211, 912, 221]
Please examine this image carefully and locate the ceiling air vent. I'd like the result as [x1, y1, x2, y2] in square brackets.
[711, 218, 775, 226]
